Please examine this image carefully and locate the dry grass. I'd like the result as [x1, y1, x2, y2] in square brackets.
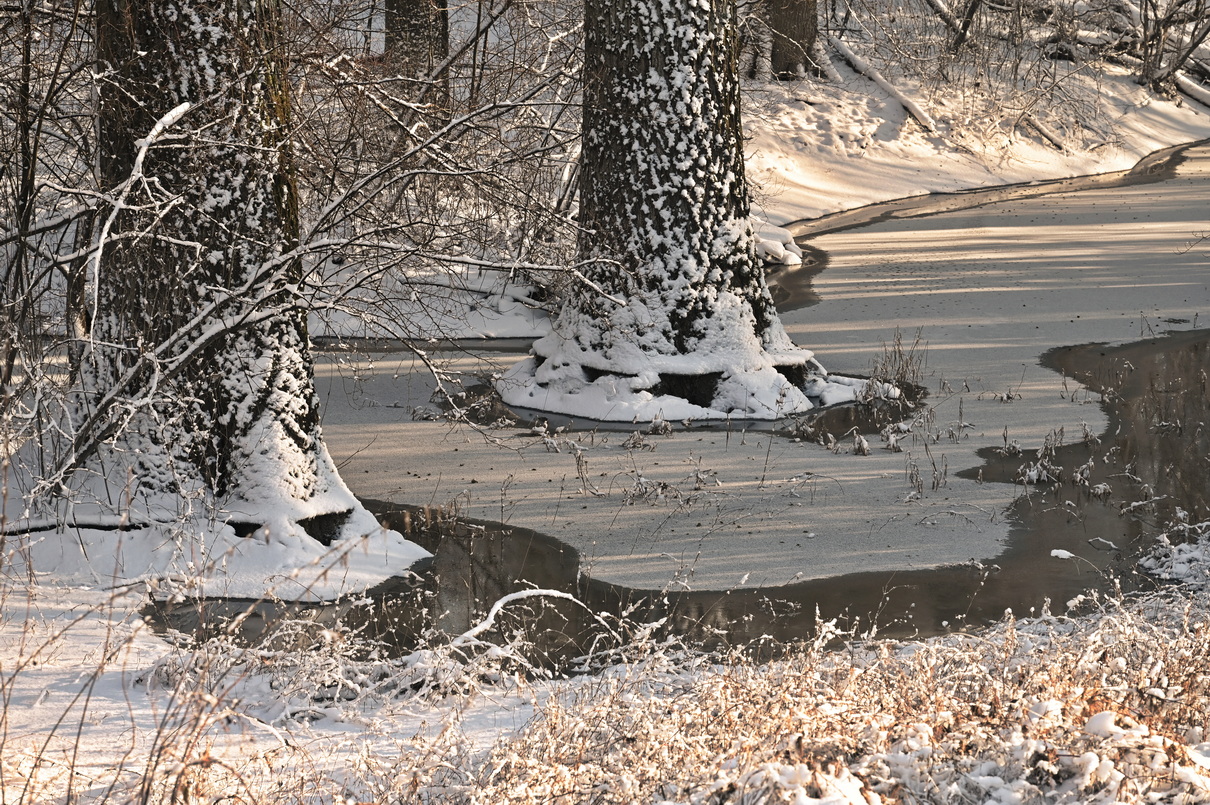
[458, 590, 1210, 804]
[129, 585, 1210, 804]
[869, 327, 927, 391]
[5, 575, 1210, 803]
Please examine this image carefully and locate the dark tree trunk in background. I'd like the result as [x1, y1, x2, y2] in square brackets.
[384, 0, 449, 112]
[3, 4, 38, 391]
[505, 0, 819, 419]
[950, 0, 983, 51]
[768, 0, 818, 79]
[384, 0, 449, 69]
[89, 0, 341, 525]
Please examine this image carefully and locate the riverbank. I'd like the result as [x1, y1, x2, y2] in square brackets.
[745, 64, 1210, 224]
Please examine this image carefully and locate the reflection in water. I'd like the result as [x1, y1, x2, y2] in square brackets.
[146, 330, 1210, 665]
[766, 244, 826, 312]
[1046, 329, 1210, 520]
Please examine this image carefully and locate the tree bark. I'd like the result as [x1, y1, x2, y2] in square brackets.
[577, 0, 774, 355]
[90, 0, 341, 526]
[768, 0, 818, 80]
[384, 0, 450, 113]
[504, 0, 820, 419]
[384, 0, 449, 70]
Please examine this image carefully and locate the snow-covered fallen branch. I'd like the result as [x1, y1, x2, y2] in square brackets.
[921, 0, 962, 33]
[1120, 494, 1170, 514]
[1021, 113, 1068, 152]
[451, 588, 620, 648]
[1110, 51, 1210, 109]
[812, 40, 844, 84]
[1174, 71, 1210, 109]
[828, 37, 938, 134]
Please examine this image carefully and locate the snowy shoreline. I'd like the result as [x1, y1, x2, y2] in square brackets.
[783, 133, 1210, 238]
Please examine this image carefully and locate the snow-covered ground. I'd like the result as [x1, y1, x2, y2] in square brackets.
[7, 61, 1210, 803]
[745, 65, 1210, 224]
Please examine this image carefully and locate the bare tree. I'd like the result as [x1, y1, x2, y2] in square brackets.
[385, 0, 449, 68]
[1133, 0, 1210, 88]
[1, 0, 93, 395]
[291, 0, 582, 344]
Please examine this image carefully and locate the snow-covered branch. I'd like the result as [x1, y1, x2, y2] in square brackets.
[87, 102, 191, 342]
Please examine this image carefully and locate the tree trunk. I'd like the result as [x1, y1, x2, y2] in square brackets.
[577, 0, 774, 353]
[500, 0, 822, 420]
[384, 0, 449, 69]
[384, 0, 450, 113]
[950, 0, 983, 51]
[768, 0, 818, 79]
[87, 0, 347, 533]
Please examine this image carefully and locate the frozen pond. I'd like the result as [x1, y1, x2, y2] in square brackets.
[304, 142, 1210, 627]
[151, 327, 1209, 656]
[154, 143, 1210, 652]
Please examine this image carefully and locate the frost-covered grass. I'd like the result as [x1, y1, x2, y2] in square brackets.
[7, 565, 1210, 803]
[464, 588, 1210, 804]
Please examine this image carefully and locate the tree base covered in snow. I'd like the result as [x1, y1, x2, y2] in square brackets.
[532, 0, 853, 425]
[497, 349, 899, 422]
[3, 441, 429, 601]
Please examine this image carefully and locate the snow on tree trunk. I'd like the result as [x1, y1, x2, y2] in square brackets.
[55, 0, 426, 566]
[499, 0, 831, 422]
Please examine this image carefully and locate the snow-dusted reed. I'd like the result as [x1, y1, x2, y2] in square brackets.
[436, 585, 1210, 804]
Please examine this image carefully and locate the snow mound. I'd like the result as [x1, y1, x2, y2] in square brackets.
[1139, 524, 1210, 589]
[753, 220, 804, 266]
[4, 442, 431, 601]
[8, 507, 429, 602]
[497, 355, 898, 423]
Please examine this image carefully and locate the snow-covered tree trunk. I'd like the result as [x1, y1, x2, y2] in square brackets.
[65, 0, 421, 558]
[499, 0, 828, 422]
[768, 0, 818, 79]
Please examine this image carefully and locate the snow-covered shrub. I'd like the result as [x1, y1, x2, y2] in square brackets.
[458, 591, 1210, 804]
